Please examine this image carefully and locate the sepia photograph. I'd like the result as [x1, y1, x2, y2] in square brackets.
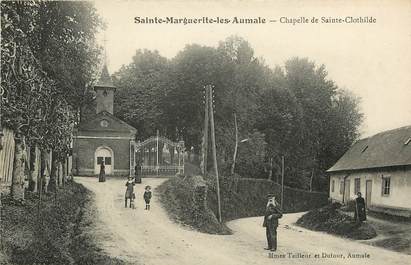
[0, 0, 410, 264]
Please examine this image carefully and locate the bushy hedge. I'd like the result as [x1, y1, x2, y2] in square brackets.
[204, 175, 328, 221]
[0, 182, 126, 265]
[156, 176, 230, 234]
[340, 200, 356, 212]
[296, 203, 377, 240]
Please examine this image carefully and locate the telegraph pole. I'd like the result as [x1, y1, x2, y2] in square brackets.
[208, 85, 222, 223]
[202, 86, 209, 176]
[281, 155, 285, 210]
[156, 130, 159, 176]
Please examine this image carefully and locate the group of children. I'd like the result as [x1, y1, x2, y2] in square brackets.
[125, 176, 152, 210]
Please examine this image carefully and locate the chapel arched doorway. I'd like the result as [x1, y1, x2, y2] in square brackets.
[95, 146, 113, 174]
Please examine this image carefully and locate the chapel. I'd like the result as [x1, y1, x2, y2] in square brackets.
[72, 64, 137, 176]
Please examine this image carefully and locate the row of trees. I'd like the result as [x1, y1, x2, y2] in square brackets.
[114, 36, 363, 191]
[1, 1, 101, 200]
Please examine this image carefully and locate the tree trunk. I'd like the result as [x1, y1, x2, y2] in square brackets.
[267, 157, 273, 181]
[11, 136, 26, 201]
[31, 145, 41, 192]
[188, 151, 191, 162]
[62, 159, 67, 187]
[58, 161, 63, 187]
[309, 167, 315, 192]
[42, 150, 51, 193]
[50, 152, 58, 192]
[231, 113, 238, 175]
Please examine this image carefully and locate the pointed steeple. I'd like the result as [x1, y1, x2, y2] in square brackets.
[94, 63, 116, 114]
[95, 64, 115, 88]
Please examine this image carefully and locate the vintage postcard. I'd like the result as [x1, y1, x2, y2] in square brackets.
[0, 0, 410, 264]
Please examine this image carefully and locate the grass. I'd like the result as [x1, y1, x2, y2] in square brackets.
[156, 176, 231, 235]
[296, 203, 377, 240]
[0, 182, 127, 265]
[336, 202, 411, 254]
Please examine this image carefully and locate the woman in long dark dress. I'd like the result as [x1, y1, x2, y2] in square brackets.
[99, 161, 106, 182]
[354, 192, 367, 223]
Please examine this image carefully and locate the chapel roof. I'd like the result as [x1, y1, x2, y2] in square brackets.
[78, 111, 137, 135]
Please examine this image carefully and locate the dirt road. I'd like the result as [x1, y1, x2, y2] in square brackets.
[76, 177, 410, 265]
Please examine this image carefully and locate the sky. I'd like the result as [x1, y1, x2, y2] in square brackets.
[93, 0, 411, 138]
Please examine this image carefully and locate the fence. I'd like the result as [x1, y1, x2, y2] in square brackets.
[140, 165, 184, 176]
[0, 128, 15, 193]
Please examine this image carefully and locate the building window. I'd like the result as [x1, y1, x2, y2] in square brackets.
[100, 119, 109, 127]
[97, 157, 104, 165]
[331, 180, 335, 192]
[339, 181, 344, 195]
[354, 178, 361, 194]
[382, 177, 391, 196]
[105, 157, 112, 165]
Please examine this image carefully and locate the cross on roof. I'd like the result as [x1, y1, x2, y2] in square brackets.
[103, 32, 108, 65]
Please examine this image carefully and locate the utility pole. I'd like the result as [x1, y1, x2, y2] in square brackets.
[202, 86, 209, 176]
[281, 155, 285, 210]
[0, 192, 3, 250]
[156, 130, 159, 176]
[208, 85, 222, 223]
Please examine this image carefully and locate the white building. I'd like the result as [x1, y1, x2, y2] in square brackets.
[327, 125, 411, 217]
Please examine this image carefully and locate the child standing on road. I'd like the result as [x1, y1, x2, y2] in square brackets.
[144, 185, 152, 210]
[125, 177, 135, 208]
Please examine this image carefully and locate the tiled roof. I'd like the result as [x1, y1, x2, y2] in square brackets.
[327, 125, 411, 172]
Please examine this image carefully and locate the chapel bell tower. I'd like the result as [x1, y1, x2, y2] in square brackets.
[95, 64, 116, 114]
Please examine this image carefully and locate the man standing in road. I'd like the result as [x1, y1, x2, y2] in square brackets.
[263, 194, 283, 251]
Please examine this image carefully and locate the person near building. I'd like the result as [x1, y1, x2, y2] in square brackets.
[99, 160, 106, 182]
[354, 192, 367, 223]
[125, 176, 135, 208]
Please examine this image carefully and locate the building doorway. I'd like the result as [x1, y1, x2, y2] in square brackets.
[344, 179, 351, 203]
[366, 180, 372, 208]
[95, 146, 113, 174]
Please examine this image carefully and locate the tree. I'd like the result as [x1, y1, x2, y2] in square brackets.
[1, 1, 102, 198]
[256, 68, 305, 186]
[111, 37, 363, 191]
[113, 49, 170, 140]
[282, 57, 362, 190]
